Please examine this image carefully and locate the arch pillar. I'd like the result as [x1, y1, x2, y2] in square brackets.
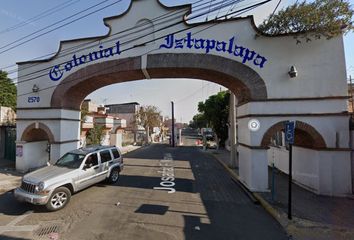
[15, 109, 81, 172]
[236, 116, 269, 191]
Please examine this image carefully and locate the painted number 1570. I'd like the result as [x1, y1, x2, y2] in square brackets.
[28, 97, 40, 103]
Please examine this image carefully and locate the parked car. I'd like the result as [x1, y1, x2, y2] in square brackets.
[14, 145, 123, 211]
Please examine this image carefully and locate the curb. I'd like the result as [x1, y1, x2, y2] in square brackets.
[121, 145, 142, 155]
[209, 151, 354, 239]
[208, 152, 298, 237]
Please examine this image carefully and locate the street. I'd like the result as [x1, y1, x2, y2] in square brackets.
[0, 141, 288, 240]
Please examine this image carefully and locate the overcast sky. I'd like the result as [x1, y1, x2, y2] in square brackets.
[0, 0, 353, 122]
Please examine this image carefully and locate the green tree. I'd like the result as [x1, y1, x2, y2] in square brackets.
[189, 113, 207, 129]
[0, 70, 17, 110]
[135, 105, 162, 140]
[259, 0, 353, 41]
[197, 91, 230, 147]
[80, 105, 89, 132]
[86, 124, 104, 145]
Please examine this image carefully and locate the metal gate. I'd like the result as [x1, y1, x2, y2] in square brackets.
[4, 127, 16, 161]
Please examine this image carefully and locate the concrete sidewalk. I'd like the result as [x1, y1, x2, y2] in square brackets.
[206, 148, 354, 240]
[0, 145, 141, 194]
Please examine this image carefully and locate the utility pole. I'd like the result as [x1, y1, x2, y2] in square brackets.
[350, 75, 353, 113]
[171, 101, 175, 147]
[230, 92, 237, 168]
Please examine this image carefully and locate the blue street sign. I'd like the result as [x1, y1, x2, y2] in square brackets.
[285, 121, 295, 145]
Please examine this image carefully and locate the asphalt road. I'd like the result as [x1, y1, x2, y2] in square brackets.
[0, 142, 288, 240]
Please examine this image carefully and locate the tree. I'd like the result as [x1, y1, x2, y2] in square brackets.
[196, 91, 230, 147]
[80, 105, 89, 133]
[86, 124, 104, 145]
[189, 113, 207, 129]
[135, 105, 162, 140]
[258, 0, 353, 42]
[0, 70, 17, 110]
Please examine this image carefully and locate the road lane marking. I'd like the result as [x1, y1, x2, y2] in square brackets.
[153, 153, 176, 193]
[8, 211, 33, 226]
[0, 210, 38, 234]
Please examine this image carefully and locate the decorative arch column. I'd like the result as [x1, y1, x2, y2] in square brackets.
[16, 122, 55, 172]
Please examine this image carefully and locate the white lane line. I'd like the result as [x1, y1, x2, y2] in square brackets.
[0, 210, 38, 234]
[0, 225, 38, 232]
[8, 211, 33, 226]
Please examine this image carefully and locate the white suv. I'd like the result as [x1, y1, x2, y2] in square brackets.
[14, 146, 124, 211]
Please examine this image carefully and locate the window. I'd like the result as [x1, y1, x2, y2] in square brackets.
[55, 153, 85, 169]
[100, 150, 112, 163]
[85, 153, 98, 166]
[111, 148, 120, 159]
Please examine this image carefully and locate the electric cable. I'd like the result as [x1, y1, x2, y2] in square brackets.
[0, 0, 119, 54]
[0, 0, 215, 72]
[15, 0, 268, 90]
[16, 0, 270, 100]
[8, 0, 240, 80]
[0, 0, 81, 35]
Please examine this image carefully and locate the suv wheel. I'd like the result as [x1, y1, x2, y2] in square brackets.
[46, 187, 71, 211]
[108, 168, 120, 184]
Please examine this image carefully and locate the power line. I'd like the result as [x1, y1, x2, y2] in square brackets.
[206, 0, 214, 21]
[0, 0, 118, 54]
[14, 0, 270, 95]
[16, 1, 270, 102]
[176, 83, 212, 103]
[0, 0, 81, 35]
[15, 0, 271, 100]
[270, 0, 282, 19]
[1, 0, 195, 72]
[8, 0, 219, 79]
[9, 0, 240, 81]
[15, 0, 267, 90]
[1, 0, 216, 72]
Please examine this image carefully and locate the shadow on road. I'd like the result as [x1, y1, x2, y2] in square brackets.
[117, 175, 195, 193]
[124, 142, 288, 240]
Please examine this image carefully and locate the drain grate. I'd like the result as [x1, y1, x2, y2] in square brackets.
[33, 222, 63, 240]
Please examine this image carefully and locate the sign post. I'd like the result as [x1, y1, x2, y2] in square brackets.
[285, 121, 295, 220]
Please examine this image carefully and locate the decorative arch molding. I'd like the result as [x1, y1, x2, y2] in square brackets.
[261, 120, 327, 148]
[51, 53, 268, 110]
[21, 122, 55, 143]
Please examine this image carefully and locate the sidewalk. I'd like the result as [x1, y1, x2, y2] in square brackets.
[0, 159, 22, 194]
[206, 148, 354, 240]
[0, 145, 141, 194]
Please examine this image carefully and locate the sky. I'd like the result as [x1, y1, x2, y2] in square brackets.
[0, 0, 353, 122]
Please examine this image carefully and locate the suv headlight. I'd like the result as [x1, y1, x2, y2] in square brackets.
[35, 182, 45, 192]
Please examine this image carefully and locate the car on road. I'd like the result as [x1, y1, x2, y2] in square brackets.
[14, 145, 123, 211]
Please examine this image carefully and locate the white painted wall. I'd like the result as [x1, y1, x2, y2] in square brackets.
[16, 141, 48, 172]
[110, 133, 123, 148]
[238, 145, 268, 191]
[267, 146, 352, 196]
[237, 115, 349, 148]
[267, 146, 289, 172]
